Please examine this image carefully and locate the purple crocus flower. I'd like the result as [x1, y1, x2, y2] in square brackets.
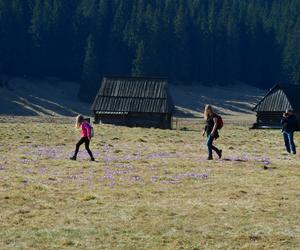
[151, 176, 159, 182]
[39, 167, 48, 175]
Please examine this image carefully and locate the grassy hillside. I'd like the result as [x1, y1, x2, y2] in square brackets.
[0, 118, 299, 249]
[0, 77, 263, 119]
[0, 78, 90, 116]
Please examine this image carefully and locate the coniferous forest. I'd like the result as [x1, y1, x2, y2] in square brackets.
[0, 0, 299, 101]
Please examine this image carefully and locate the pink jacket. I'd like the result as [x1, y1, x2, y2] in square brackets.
[81, 122, 92, 139]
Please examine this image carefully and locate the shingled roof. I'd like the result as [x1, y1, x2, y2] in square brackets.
[91, 76, 174, 114]
[253, 84, 300, 112]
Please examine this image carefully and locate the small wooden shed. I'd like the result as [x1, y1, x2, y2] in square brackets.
[91, 76, 174, 129]
[252, 84, 300, 129]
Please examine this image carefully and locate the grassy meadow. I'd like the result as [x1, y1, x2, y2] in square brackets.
[0, 116, 299, 249]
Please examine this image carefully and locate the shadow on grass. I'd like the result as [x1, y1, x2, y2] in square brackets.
[0, 77, 91, 116]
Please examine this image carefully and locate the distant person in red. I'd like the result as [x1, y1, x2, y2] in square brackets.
[70, 115, 95, 161]
[202, 105, 222, 160]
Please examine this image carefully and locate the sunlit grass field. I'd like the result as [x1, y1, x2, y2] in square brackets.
[0, 116, 299, 249]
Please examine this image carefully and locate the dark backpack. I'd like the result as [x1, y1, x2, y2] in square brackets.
[293, 117, 300, 131]
[215, 114, 223, 130]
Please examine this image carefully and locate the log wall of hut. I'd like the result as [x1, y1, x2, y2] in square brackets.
[94, 112, 172, 129]
[254, 112, 283, 128]
[253, 111, 300, 129]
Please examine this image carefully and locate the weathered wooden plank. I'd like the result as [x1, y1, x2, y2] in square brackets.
[91, 76, 174, 117]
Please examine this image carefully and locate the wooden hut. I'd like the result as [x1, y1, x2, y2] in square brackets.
[252, 84, 300, 129]
[91, 76, 174, 129]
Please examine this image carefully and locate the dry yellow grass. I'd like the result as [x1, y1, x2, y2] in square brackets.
[0, 116, 299, 249]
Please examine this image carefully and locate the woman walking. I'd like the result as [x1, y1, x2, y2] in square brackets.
[202, 105, 222, 160]
[70, 115, 95, 161]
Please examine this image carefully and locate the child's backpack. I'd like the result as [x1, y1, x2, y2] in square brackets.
[215, 114, 223, 130]
[90, 125, 95, 138]
[85, 119, 94, 138]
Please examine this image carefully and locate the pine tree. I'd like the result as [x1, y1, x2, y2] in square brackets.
[107, 0, 132, 74]
[9, 0, 31, 75]
[173, 4, 191, 83]
[132, 40, 146, 76]
[284, 20, 300, 84]
[29, 0, 47, 75]
[80, 34, 99, 102]
[0, 0, 13, 74]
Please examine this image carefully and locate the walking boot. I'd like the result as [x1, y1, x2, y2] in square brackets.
[217, 149, 223, 159]
[70, 156, 77, 161]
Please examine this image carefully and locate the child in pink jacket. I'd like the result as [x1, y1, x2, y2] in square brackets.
[70, 115, 95, 161]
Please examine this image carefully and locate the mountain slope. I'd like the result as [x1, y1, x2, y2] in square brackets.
[0, 77, 263, 118]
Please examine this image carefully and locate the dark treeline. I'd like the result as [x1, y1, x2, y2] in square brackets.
[0, 0, 299, 101]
